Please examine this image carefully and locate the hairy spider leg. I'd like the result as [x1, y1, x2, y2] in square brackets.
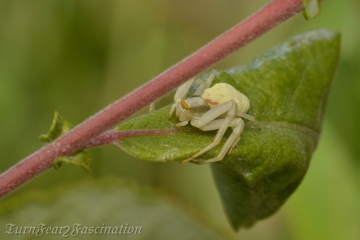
[227, 123, 242, 155]
[237, 111, 255, 121]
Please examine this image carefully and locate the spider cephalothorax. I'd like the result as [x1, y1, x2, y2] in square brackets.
[169, 70, 255, 164]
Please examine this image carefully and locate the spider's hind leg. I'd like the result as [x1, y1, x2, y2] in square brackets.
[181, 101, 238, 163]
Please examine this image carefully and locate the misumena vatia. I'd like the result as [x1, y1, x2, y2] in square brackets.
[169, 70, 255, 164]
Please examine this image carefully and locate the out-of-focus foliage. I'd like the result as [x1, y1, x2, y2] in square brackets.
[0, 178, 228, 240]
[0, 0, 359, 239]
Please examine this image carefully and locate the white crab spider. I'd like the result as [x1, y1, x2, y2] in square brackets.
[169, 70, 255, 164]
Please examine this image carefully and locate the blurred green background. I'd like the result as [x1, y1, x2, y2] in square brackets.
[0, 0, 359, 239]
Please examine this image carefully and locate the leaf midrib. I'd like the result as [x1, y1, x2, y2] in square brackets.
[118, 120, 319, 141]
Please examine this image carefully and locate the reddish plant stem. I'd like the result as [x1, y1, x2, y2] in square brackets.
[0, 0, 303, 198]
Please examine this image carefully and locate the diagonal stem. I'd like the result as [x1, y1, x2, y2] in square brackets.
[0, 0, 303, 198]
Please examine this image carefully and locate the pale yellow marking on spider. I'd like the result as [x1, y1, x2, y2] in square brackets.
[169, 70, 255, 164]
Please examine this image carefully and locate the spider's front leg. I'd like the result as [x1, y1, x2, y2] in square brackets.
[181, 101, 239, 163]
[169, 77, 195, 119]
[197, 118, 244, 164]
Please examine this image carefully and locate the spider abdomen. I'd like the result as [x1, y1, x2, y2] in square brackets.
[201, 83, 250, 113]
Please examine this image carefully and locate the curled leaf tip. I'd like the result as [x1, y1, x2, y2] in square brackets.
[39, 111, 73, 143]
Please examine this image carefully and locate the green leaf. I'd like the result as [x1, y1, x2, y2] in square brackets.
[117, 30, 340, 229]
[53, 150, 92, 174]
[0, 178, 227, 240]
[302, 0, 321, 20]
[40, 112, 91, 173]
[39, 111, 73, 143]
